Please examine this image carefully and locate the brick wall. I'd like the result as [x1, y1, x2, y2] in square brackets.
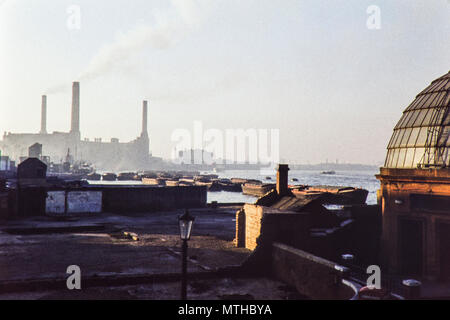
[244, 204, 264, 250]
[377, 168, 450, 279]
[236, 204, 311, 251]
[0, 193, 9, 220]
[101, 185, 207, 213]
[272, 242, 358, 300]
[235, 208, 245, 247]
[6, 185, 207, 219]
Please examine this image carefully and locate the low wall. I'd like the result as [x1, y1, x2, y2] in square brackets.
[271, 242, 359, 300]
[46, 191, 102, 214]
[243, 204, 263, 250]
[238, 205, 361, 299]
[9, 185, 207, 218]
[18, 187, 46, 217]
[346, 204, 381, 265]
[236, 204, 310, 250]
[0, 192, 9, 219]
[102, 186, 207, 213]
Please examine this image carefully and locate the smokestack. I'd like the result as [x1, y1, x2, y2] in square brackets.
[276, 164, 290, 196]
[141, 100, 148, 138]
[70, 82, 80, 134]
[40, 95, 47, 134]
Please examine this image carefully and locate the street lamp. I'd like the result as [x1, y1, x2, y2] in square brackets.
[341, 254, 355, 268]
[179, 209, 195, 300]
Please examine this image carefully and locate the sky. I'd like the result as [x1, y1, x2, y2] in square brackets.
[0, 0, 449, 165]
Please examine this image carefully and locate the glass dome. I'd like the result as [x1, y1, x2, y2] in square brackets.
[385, 71, 450, 168]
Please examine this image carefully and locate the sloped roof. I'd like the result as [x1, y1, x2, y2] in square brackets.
[270, 195, 341, 228]
[271, 195, 323, 211]
[18, 157, 46, 169]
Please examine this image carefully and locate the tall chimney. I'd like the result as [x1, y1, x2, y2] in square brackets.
[70, 82, 80, 134]
[276, 164, 290, 196]
[141, 100, 148, 138]
[40, 95, 47, 134]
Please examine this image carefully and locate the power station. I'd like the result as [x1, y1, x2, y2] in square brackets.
[0, 82, 151, 171]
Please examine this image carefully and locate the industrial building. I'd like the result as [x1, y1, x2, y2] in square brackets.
[377, 70, 450, 280]
[0, 82, 151, 171]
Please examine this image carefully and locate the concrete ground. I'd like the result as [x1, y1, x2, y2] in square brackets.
[0, 207, 301, 300]
[0, 278, 304, 300]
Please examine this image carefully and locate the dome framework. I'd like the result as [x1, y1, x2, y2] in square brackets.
[385, 71, 450, 168]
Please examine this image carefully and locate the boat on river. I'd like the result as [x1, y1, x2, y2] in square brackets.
[117, 172, 137, 181]
[102, 173, 117, 181]
[291, 185, 368, 205]
[242, 183, 276, 197]
[142, 177, 166, 186]
[86, 172, 101, 181]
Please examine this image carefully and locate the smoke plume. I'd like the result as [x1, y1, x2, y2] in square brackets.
[44, 0, 211, 94]
[78, 0, 208, 81]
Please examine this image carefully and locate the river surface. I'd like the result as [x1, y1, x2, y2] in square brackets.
[89, 169, 380, 205]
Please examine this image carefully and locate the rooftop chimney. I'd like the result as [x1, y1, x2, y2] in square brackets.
[40, 95, 47, 134]
[141, 100, 148, 138]
[70, 82, 80, 135]
[276, 164, 290, 196]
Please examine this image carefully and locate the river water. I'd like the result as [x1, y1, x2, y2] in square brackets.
[89, 169, 380, 205]
[210, 169, 379, 205]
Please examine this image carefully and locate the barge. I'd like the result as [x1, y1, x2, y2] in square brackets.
[242, 183, 276, 197]
[102, 173, 117, 181]
[291, 185, 368, 205]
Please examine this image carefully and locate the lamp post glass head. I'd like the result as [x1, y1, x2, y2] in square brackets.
[179, 210, 195, 240]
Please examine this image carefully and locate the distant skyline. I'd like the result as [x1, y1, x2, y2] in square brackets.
[1, 0, 449, 165]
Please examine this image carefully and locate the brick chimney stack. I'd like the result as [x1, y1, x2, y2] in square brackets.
[276, 164, 290, 196]
[141, 100, 148, 138]
[70, 82, 80, 135]
[40, 95, 47, 134]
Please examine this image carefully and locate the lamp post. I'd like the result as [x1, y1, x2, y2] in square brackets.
[178, 209, 195, 300]
[341, 254, 355, 268]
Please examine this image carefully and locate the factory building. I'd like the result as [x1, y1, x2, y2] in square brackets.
[0, 82, 151, 171]
[377, 70, 450, 281]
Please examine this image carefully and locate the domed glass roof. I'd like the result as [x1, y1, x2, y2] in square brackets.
[385, 71, 450, 168]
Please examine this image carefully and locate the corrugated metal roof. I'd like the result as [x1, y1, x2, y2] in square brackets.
[271, 195, 323, 211]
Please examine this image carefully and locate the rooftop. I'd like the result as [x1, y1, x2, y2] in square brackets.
[385, 70, 450, 169]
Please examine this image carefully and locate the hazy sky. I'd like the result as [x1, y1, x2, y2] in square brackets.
[0, 0, 449, 165]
